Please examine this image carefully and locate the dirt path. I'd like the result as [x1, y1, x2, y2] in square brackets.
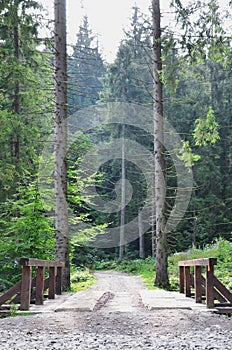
[93, 271, 145, 312]
[0, 271, 231, 349]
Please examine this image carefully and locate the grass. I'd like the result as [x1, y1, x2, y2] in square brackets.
[70, 268, 96, 292]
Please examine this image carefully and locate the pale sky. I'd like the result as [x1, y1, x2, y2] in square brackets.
[40, 0, 166, 62]
[67, 0, 152, 61]
[40, 0, 231, 62]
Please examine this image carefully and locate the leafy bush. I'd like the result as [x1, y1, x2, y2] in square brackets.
[70, 268, 96, 292]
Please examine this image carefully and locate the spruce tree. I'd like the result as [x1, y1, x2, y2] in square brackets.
[67, 15, 105, 115]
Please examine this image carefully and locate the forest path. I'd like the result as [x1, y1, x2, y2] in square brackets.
[93, 271, 145, 312]
[0, 271, 231, 349]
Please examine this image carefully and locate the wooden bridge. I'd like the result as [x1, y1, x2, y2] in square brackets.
[0, 257, 231, 315]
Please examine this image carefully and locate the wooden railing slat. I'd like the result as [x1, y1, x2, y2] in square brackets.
[0, 280, 21, 306]
[213, 276, 232, 303]
[178, 258, 217, 267]
[201, 276, 227, 303]
[20, 258, 64, 268]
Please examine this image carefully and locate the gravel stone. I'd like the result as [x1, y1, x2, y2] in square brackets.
[0, 272, 231, 349]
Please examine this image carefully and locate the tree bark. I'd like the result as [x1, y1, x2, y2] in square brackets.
[138, 210, 145, 258]
[119, 124, 126, 259]
[54, 0, 70, 289]
[13, 11, 20, 162]
[152, 0, 169, 288]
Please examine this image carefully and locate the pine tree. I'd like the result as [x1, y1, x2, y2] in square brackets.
[54, 0, 70, 290]
[67, 15, 105, 115]
[152, 0, 169, 288]
[0, 0, 53, 201]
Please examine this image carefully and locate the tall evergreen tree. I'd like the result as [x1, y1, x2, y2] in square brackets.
[67, 16, 105, 115]
[0, 0, 54, 288]
[0, 0, 53, 201]
[54, 0, 70, 289]
[152, 0, 169, 288]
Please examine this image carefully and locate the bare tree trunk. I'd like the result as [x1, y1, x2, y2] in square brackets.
[13, 15, 20, 162]
[138, 210, 145, 258]
[151, 183, 156, 258]
[152, 0, 169, 288]
[54, 0, 70, 289]
[192, 187, 197, 248]
[119, 124, 126, 259]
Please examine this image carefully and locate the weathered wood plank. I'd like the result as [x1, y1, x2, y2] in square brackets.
[0, 280, 21, 306]
[213, 276, 232, 303]
[184, 266, 191, 297]
[179, 266, 184, 293]
[201, 276, 226, 303]
[20, 266, 32, 311]
[215, 307, 232, 314]
[206, 260, 215, 308]
[35, 266, 45, 305]
[20, 258, 64, 267]
[194, 266, 202, 303]
[56, 266, 63, 295]
[178, 258, 217, 267]
[48, 267, 55, 299]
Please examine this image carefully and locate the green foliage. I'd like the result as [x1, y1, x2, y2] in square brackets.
[178, 140, 201, 167]
[193, 106, 220, 146]
[0, 180, 55, 290]
[70, 267, 96, 292]
[10, 304, 19, 317]
[100, 6, 152, 104]
[170, 0, 231, 64]
[0, 0, 53, 201]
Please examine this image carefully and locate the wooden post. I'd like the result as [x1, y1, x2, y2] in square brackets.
[20, 266, 32, 310]
[35, 266, 45, 305]
[179, 266, 184, 293]
[206, 261, 215, 308]
[184, 266, 191, 297]
[194, 265, 202, 303]
[56, 266, 63, 295]
[49, 266, 56, 299]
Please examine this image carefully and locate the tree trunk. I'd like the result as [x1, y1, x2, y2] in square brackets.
[54, 0, 70, 290]
[138, 210, 145, 259]
[119, 124, 126, 259]
[152, 0, 169, 288]
[151, 183, 156, 258]
[13, 15, 20, 162]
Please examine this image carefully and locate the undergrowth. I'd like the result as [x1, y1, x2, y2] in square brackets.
[93, 238, 232, 291]
[70, 267, 96, 292]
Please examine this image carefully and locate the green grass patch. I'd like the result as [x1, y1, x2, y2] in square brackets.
[70, 268, 96, 292]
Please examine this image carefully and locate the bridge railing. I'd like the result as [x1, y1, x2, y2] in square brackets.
[178, 258, 232, 309]
[0, 258, 65, 311]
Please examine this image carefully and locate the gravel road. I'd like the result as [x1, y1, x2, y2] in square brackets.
[0, 271, 231, 349]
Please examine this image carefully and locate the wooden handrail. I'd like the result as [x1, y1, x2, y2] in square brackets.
[178, 258, 232, 309]
[19, 258, 65, 310]
[178, 258, 217, 267]
[20, 258, 65, 267]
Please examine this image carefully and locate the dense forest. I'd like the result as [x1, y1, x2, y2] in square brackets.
[0, 0, 232, 291]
